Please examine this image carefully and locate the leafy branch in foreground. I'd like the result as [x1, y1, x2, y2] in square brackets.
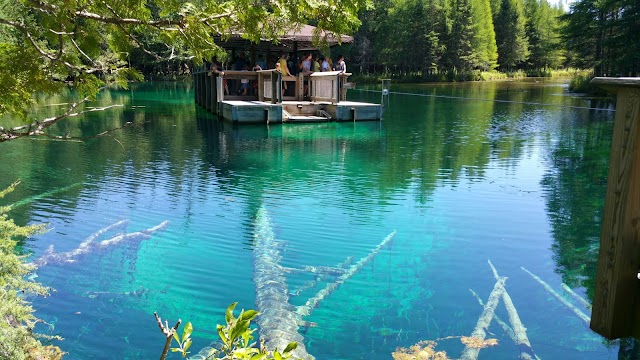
[157, 302, 299, 360]
[0, 181, 63, 359]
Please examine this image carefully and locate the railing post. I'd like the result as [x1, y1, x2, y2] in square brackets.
[258, 72, 264, 102]
[334, 75, 340, 104]
[590, 77, 640, 340]
[270, 71, 278, 104]
[211, 73, 217, 114]
[216, 76, 223, 115]
[298, 73, 304, 101]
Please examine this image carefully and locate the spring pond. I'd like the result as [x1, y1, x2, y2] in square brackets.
[1, 80, 632, 359]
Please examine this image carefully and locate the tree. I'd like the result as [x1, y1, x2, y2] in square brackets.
[525, 0, 564, 70]
[561, 0, 640, 76]
[446, 0, 478, 73]
[0, 181, 63, 359]
[0, 0, 366, 142]
[495, 0, 530, 70]
[470, 0, 499, 70]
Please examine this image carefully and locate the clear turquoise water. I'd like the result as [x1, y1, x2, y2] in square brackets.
[1, 80, 629, 359]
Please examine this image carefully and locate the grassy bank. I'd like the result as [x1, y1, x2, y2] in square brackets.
[349, 68, 590, 84]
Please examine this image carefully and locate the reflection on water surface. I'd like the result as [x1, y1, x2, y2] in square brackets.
[1, 80, 636, 359]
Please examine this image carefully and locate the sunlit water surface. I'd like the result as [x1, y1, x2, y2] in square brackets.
[1, 80, 631, 359]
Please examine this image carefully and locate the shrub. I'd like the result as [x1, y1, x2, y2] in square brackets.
[0, 181, 63, 360]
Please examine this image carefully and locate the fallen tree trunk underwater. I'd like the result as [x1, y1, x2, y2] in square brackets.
[561, 283, 592, 311]
[460, 272, 506, 360]
[31, 219, 168, 267]
[252, 205, 396, 359]
[521, 267, 591, 325]
[488, 260, 537, 360]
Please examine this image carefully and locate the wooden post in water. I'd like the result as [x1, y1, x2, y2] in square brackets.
[193, 71, 198, 104]
[590, 77, 640, 340]
[198, 72, 204, 106]
[211, 72, 217, 115]
[205, 70, 212, 110]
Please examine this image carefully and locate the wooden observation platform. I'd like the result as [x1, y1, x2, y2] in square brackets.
[193, 69, 382, 123]
[192, 23, 382, 123]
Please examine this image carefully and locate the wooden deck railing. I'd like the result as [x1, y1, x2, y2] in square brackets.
[193, 66, 351, 113]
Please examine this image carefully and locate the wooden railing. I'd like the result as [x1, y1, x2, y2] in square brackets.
[193, 66, 351, 111]
[589, 77, 640, 340]
[307, 71, 351, 104]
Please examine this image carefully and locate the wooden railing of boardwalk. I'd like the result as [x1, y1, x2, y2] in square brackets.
[590, 77, 640, 340]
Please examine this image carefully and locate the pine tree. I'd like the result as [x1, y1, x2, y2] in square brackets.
[450, 0, 477, 72]
[495, 0, 530, 70]
[471, 0, 499, 70]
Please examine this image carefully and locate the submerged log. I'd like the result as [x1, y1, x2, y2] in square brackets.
[32, 220, 167, 267]
[289, 257, 355, 297]
[488, 261, 537, 360]
[469, 289, 516, 341]
[561, 283, 592, 311]
[460, 275, 507, 360]
[296, 230, 397, 317]
[252, 206, 396, 359]
[8, 182, 84, 210]
[521, 267, 591, 325]
[252, 206, 313, 360]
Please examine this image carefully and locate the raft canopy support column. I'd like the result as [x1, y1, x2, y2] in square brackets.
[590, 77, 640, 340]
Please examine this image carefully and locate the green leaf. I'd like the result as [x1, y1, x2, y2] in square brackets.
[283, 342, 297, 353]
[273, 351, 283, 360]
[249, 354, 268, 360]
[234, 347, 259, 356]
[171, 348, 181, 352]
[217, 324, 228, 344]
[240, 310, 259, 322]
[226, 302, 238, 324]
[230, 320, 250, 342]
[183, 322, 193, 340]
[173, 331, 180, 343]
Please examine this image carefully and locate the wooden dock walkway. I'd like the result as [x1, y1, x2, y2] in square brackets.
[193, 68, 382, 123]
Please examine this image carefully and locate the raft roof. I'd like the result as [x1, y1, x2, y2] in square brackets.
[214, 24, 353, 52]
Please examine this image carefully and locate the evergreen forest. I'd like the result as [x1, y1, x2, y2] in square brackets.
[339, 0, 639, 80]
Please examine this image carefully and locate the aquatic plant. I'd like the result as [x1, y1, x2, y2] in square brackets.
[0, 181, 63, 359]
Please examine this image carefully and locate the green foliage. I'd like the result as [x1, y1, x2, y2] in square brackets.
[341, 0, 569, 80]
[495, 0, 530, 70]
[0, 0, 366, 130]
[169, 302, 299, 360]
[568, 72, 608, 96]
[171, 322, 193, 357]
[470, 0, 498, 70]
[0, 181, 63, 360]
[524, 0, 564, 70]
[563, 0, 640, 77]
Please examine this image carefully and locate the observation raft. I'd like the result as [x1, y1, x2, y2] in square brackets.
[193, 69, 382, 123]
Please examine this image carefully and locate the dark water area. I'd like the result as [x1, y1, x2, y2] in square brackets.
[1, 80, 634, 359]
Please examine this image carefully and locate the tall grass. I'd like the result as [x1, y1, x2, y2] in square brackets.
[350, 68, 590, 84]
